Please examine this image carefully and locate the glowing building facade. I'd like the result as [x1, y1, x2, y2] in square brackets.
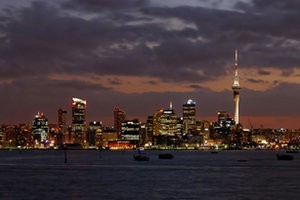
[32, 112, 49, 148]
[183, 99, 196, 134]
[71, 97, 87, 145]
[121, 119, 141, 145]
[159, 109, 178, 136]
[114, 106, 126, 137]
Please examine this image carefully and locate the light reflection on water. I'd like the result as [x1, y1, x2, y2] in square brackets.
[0, 150, 300, 200]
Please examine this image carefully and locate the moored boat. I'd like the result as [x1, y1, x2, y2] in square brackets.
[277, 154, 294, 160]
[158, 153, 174, 159]
[133, 154, 150, 161]
[133, 147, 150, 161]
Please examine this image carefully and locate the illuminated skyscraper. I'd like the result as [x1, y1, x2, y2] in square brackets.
[121, 119, 141, 145]
[232, 49, 241, 125]
[32, 112, 49, 148]
[159, 104, 178, 136]
[71, 97, 87, 145]
[114, 106, 126, 137]
[152, 109, 163, 137]
[183, 99, 196, 134]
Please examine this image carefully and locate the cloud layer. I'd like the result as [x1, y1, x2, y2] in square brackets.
[1, 0, 300, 128]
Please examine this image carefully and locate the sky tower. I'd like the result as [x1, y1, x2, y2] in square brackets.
[232, 49, 241, 125]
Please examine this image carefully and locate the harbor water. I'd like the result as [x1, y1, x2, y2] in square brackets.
[1, 150, 300, 200]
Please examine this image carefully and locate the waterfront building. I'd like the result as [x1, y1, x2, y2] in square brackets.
[100, 127, 118, 148]
[217, 111, 234, 131]
[1, 124, 32, 148]
[232, 49, 241, 125]
[88, 121, 102, 147]
[58, 109, 67, 130]
[71, 97, 87, 145]
[151, 103, 179, 146]
[32, 112, 49, 148]
[114, 106, 126, 137]
[146, 115, 154, 144]
[48, 124, 62, 148]
[58, 108, 68, 143]
[183, 99, 196, 134]
[177, 117, 183, 135]
[0, 127, 3, 148]
[158, 108, 177, 136]
[139, 123, 147, 146]
[153, 109, 163, 137]
[121, 119, 141, 146]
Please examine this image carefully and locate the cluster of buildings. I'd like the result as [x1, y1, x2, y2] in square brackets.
[1, 50, 299, 150]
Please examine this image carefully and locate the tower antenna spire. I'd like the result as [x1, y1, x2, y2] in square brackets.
[235, 49, 238, 69]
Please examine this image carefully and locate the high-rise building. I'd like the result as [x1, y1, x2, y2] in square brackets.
[153, 109, 163, 137]
[32, 112, 49, 148]
[88, 121, 102, 147]
[217, 111, 234, 135]
[58, 108, 67, 131]
[146, 116, 154, 144]
[159, 108, 178, 136]
[71, 97, 87, 145]
[232, 49, 241, 125]
[183, 99, 196, 134]
[121, 119, 141, 145]
[58, 108, 67, 143]
[114, 106, 126, 137]
[217, 111, 232, 127]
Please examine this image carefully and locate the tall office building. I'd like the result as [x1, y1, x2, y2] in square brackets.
[32, 112, 49, 147]
[88, 121, 102, 147]
[71, 97, 87, 145]
[58, 108, 68, 143]
[183, 99, 196, 134]
[159, 105, 178, 136]
[146, 116, 154, 143]
[121, 119, 141, 145]
[114, 106, 126, 137]
[232, 49, 241, 125]
[152, 109, 163, 137]
[58, 109, 67, 131]
[217, 111, 231, 126]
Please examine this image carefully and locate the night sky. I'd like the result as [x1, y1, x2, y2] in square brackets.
[1, 0, 300, 129]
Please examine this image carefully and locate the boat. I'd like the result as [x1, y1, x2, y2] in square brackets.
[277, 154, 294, 160]
[158, 153, 174, 159]
[133, 154, 150, 161]
[133, 147, 149, 161]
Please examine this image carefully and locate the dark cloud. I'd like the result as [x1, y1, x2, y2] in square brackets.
[145, 80, 157, 85]
[247, 78, 265, 84]
[108, 78, 121, 85]
[258, 69, 271, 76]
[3, 0, 300, 82]
[189, 84, 203, 90]
[62, 0, 149, 12]
[242, 82, 300, 117]
[236, 0, 300, 14]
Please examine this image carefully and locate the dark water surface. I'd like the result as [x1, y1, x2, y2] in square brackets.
[0, 150, 300, 200]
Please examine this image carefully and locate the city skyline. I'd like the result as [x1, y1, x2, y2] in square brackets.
[1, 0, 300, 128]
